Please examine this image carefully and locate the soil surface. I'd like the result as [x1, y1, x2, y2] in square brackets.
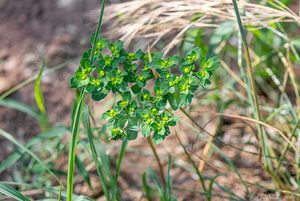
[0, 0, 273, 200]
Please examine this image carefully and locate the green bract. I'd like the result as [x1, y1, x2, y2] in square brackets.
[70, 34, 219, 144]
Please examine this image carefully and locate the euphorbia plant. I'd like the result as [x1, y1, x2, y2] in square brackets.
[67, 1, 218, 200]
[70, 35, 219, 143]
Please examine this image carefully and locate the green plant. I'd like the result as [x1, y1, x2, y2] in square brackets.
[70, 36, 219, 143]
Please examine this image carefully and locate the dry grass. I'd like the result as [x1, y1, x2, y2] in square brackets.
[91, 0, 300, 52]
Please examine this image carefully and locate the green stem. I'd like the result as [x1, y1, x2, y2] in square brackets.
[112, 139, 128, 201]
[66, 1, 106, 200]
[67, 91, 85, 201]
[90, 0, 106, 63]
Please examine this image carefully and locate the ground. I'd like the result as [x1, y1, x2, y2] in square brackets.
[0, 0, 280, 200]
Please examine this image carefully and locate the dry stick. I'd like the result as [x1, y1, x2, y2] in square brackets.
[197, 117, 220, 172]
[231, 0, 272, 170]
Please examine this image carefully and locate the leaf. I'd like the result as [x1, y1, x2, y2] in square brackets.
[0, 128, 58, 181]
[82, 106, 111, 200]
[0, 183, 31, 201]
[153, 133, 165, 144]
[142, 172, 154, 201]
[167, 92, 181, 110]
[67, 91, 85, 200]
[91, 90, 107, 101]
[0, 99, 41, 120]
[70, 76, 80, 88]
[75, 156, 92, 190]
[141, 124, 151, 137]
[0, 126, 68, 174]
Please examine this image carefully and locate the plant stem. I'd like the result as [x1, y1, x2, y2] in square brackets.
[231, 0, 271, 170]
[90, 0, 106, 63]
[147, 136, 166, 186]
[67, 91, 85, 201]
[66, 1, 106, 200]
[112, 139, 128, 201]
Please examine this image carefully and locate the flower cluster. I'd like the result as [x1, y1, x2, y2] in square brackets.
[70, 34, 219, 144]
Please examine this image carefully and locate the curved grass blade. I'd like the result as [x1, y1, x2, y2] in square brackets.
[34, 59, 49, 130]
[34, 60, 47, 114]
[0, 183, 31, 201]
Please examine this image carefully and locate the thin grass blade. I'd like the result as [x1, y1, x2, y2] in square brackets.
[82, 105, 110, 200]
[0, 183, 31, 201]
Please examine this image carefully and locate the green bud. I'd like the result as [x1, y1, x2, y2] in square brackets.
[108, 109, 117, 118]
[151, 108, 158, 115]
[99, 70, 106, 77]
[143, 93, 150, 100]
[120, 100, 128, 108]
[168, 81, 175, 87]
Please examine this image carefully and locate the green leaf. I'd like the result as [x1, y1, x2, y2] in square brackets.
[91, 90, 107, 101]
[121, 91, 131, 100]
[0, 128, 58, 181]
[0, 183, 31, 201]
[142, 172, 154, 201]
[75, 156, 92, 190]
[0, 99, 41, 121]
[141, 124, 151, 137]
[82, 106, 111, 200]
[0, 126, 68, 174]
[70, 76, 80, 88]
[153, 132, 165, 144]
[167, 92, 181, 110]
[34, 61, 48, 119]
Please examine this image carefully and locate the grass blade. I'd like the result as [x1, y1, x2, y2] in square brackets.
[75, 156, 92, 190]
[34, 60, 46, 114]
[0, 99, 41, 120]
[67, 1, 106, 200]
[0, 126, 68, 173]
[210, 143, 249, 194]
[142, 172, 154, 201]
[67, 91, 85, 201]
[0, 183, 31, 201]
[166, 157, 172, 201]
[147, 168, 165, 201]
[34, 59, 49, 130]
[0, 128, 59, 182]
[231, 0, 272, 169]
[82, 105, 110, 200]
[112, 139, 128, 201]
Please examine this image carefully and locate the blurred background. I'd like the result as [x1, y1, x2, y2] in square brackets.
[0, 0, 300, 200]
